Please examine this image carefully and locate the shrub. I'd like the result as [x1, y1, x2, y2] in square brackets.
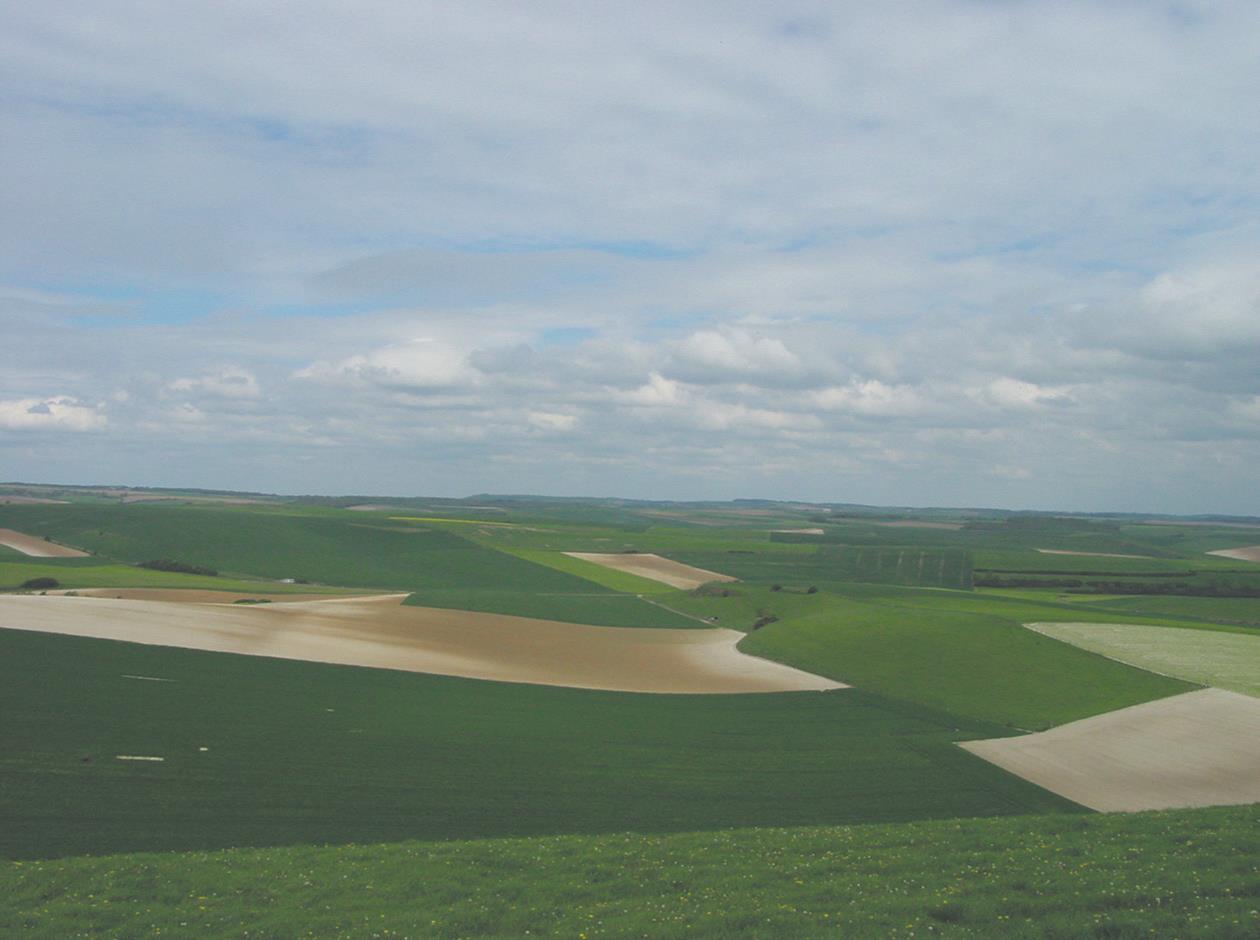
[137, 559, 218, 576]
[20, 577, 60, 590]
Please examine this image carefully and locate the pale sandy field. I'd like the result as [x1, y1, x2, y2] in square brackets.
[0, 496, 66, 505]
[1026, 621, 1260, 698]
[771, 528, 825, 535]
[0, 528, 89, 557]
[57, 588, 364, 604]
[0, 593, 842, 694]
[1035, 549, 1152, 559]
[564, 553, 738, 590]
[960, 689, 1260, 811]
[1207, 545, 1260, 562]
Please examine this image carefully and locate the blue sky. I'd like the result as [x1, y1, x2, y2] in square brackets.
[2, 1, 1259, 513]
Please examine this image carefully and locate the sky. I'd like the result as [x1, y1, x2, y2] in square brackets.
[2, 1, 1259, 514]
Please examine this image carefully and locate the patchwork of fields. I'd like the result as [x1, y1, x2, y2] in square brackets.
[1, 492, 1258, 936]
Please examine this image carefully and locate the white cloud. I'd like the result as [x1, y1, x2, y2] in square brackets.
[0, 396, 105, 431]
[527, 410, 577, 431]
[975, 378, 1073, 410]
[618, 373, 684, 407]
[296, 339, 478, 390]
[168, 369, 260, 399]
[811, 380, 924, 417]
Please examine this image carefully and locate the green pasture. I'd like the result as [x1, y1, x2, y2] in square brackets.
[501, 547, 677, 593]
[0, 560, 356, 595]
[778, 515, 1191, 556]
[735, 593, 1195, 729]
[1029, 621, 1260, 698]
[468, 520, 814, 555]
[0, 504, 608, 593]
[402, 589, 703, 628]
[0, 629, 1078, 861]
[4, 806, 1257, 939]
[667, 545, 972, 589]
[1083, 594, 1260, 627]
[971, 549, 1239, 574]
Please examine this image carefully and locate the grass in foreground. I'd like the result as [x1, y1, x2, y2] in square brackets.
[3, 805, 1257, 938]
[0, 629, 1076, 861]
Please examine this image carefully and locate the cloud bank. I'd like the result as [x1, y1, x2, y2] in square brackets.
[2, 2, 1258, 512]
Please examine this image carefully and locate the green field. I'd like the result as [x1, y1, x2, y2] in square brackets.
[0, 629, 1077, 861]
[3, 491, 1258, 936]
[1029, 621, 1260, 698]
[4, 806, 1257, 939]
[0, 504, 609, 593]
[1084, 594, 1260, 627]
[669, 545, 973, 589]
[737, 594, 1194, 730]
[402, 588, 704, 628]
[0, 559, 358, 595]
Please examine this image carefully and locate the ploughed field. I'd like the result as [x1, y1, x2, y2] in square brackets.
[0, 593, 838, 693]
[2, 494, 1258, 936]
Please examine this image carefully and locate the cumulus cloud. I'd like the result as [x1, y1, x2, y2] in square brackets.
[0, 397, 105, 431]
[296, 339, 479, 390]
[974, 378, 1074, 410]
[811, 381, 924, 417]
[168, 369, 260, 399]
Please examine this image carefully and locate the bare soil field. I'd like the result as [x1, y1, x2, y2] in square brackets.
[1035, 549, 1152, 559]
[54, 588, 363, 604]
[564, 553, 738, 590]
[0, 495, 66, 505]
[772, 528, 825, 535]
[0, 594, 841, 694]
[0, 528, 89, 558]
[1207, 545, 1260, 562]
[960, 688, 1260, 811]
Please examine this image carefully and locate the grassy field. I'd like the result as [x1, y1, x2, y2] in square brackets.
[4, 805, 1257, 939]
[666, 545, 972, 589]
[656, 583, 1199, 729]
[0, 504, 608, 593]
[0, 629, 1078, 861]
[737, 594, 1194, 730]
[1083, 594, 1260, 627]
[502, 547, 679, 593]
[0, 559, 358, 594]
[402, 588, 704, 628]
[1029, 621, 1260, 698]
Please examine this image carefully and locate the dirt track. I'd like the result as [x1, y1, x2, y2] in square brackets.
[0, 593, 843, 694]
[565, 553, 737, 590]
[0, 528, 89, 557]
[960, 689, 1260, 811]
[1207, 545, 1260, 562]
